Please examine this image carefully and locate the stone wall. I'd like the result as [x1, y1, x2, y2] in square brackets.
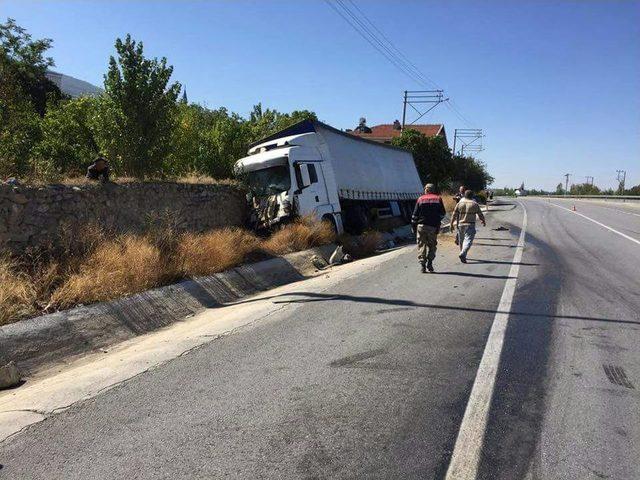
[0, 182, 248, 253]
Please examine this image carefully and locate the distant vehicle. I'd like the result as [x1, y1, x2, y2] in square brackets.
[515, 189, 527, 197]
[234, 120, 423, 234]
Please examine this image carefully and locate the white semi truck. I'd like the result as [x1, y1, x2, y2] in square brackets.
[234, 120, 424, 234]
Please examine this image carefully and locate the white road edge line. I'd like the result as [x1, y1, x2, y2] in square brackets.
[445, 200, 527, 480]
[547, 202, 640, 246]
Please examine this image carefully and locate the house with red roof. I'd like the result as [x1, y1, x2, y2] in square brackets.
[348, 118, 448, 146]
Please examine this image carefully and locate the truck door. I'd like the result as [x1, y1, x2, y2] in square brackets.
[293, 162, 330, 217]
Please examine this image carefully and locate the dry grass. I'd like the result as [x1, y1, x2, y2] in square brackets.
[2, 216, 339, 325]
[174, 174, 240, 186]
[442, 193, 457, 213]
[262, 217, 336, 255]
[51, 235, 165, 309]
[0, 257, 37, 325]
[176, 228, 261, 277]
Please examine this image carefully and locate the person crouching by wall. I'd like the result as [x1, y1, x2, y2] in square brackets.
[411, 183, 446, 273]
[86, 156, 110, 183]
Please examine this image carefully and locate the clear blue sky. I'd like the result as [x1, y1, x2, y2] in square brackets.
[2, 0, 639, 190]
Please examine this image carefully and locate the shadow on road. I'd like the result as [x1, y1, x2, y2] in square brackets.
[432, 271, 515, 280]
[466, 258, 540, 266]
[232, 291, 640, 326]
[473, 237, 513, 241]
[473, 242, 517, 247]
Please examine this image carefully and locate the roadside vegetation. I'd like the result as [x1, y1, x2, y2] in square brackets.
[0, 19, 486, 326]
[0, 218, 339, 326]
[1, 18, 494, 194]
[441, 193, 456, 213]
[1, 19, 316, 182]
[495, 183, 640, 196]
[391, 130, 493, 192]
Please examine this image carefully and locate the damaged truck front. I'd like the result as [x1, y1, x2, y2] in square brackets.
[234, 120, 423, 235]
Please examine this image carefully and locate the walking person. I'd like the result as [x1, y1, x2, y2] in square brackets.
[453, 185, 465, 245]
[453, 185, 466, 203]
[450, 190, 486, 263]
[411, 183, 446, 273]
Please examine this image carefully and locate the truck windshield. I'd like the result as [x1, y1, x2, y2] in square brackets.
[244, 164, 291, 196]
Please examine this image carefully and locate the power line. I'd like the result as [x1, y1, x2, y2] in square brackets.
[325, 0, 476, 127]
[335, 0, 432, 88]
[324, 0, 426, 87]
[345, 0, 441, 90]
[445, 101, 474, 128]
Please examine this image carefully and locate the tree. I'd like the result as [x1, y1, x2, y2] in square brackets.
[248, 103, 317, 142]
[168, 103, 250, 178]
[0, 18, 63, 116]
[450, 154, 494, 191]
[0, 70, 42, 177]
[32, 96, 100, 178]
[570, 183, 601, 195]
[555, 183, 564, 195]
[625, 185, 640, 195]
[391, 129, 453, 188]
[100, 34, 181, 178]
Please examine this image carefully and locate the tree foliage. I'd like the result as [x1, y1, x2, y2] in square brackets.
[1, 19, 496, 190]
[0, 73, 42, 177]
[569, 183, 601, 195]
[625, 185, 640, 195]
[168, 104, 249, 178]
[391, 129, 453, 188]
[248, 103, 317, 142]
[391, 129, 494, 192]
[101, 34, 181, 178]
[0, 18, 63, 116]
[33, 96, 100, 177]
[450, 154, 494, 191]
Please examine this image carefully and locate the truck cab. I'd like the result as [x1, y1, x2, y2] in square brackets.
[235, 133, 343, 232]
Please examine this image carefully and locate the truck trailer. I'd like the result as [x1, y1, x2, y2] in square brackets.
[234, 120, 424, 234]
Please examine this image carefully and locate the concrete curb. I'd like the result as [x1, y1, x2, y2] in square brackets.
[0, 244, 337, 376]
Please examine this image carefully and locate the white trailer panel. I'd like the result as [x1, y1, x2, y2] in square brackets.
[315, 125, 423, 199]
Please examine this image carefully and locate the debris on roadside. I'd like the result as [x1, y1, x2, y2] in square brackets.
[310, 255, 329, 270]
[492, 226, 509, 231]
[329, 245, 352, 265]
[0, 361, 22, 389]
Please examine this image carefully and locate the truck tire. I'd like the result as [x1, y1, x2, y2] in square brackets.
[402, 201, 413, 222]
[343, 204, 369, 234]
[354, 205, 370, 233]
[322, 214, 339, 235]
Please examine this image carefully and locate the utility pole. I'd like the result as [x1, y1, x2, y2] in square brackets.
[453, 129, 483, 156]
[401, 90, 408, 131]
[564, 173, 571, 196]
[401, 90, 447, 130]
[616, 170, 626, 194]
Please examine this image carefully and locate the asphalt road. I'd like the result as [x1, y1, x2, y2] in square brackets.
[1, 198, 638, 479]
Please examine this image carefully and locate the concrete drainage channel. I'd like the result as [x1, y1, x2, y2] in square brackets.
[0, 226, 418, 385]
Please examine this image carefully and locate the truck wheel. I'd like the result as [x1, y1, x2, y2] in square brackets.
[355, 206, 370, 232]
[402, 201, 413, 222]
[322, 214, 339, 235]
